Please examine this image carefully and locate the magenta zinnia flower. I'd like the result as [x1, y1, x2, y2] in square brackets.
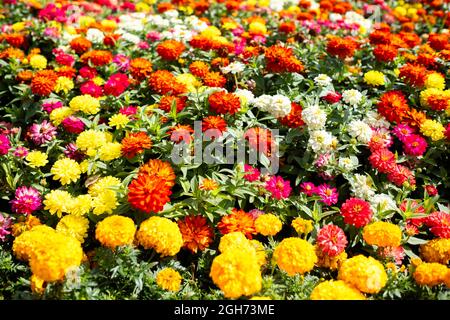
[0, 214, 12, 242]
[80, 81, 103, 97]
[103, 73, 129, 97]
[403, 134, 427, 156]
[10, 186, 42, 215]
[300, 182, 316, 196]
[0, 134, 11, 156]
[243, 164, 260, 182]
[392, 124, 414, 142]
[113, 54, 130, 71]
[13, 146, 28, 158]
[62, 116, 85, 134]
[316, 183, 338, 206]
[42, 100, 63, 113]
[27, 120, 57, 145]
[316, 224, 348, 256]
[265, 175, 292, 200]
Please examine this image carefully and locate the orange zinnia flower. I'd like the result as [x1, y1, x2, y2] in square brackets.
[4, 33, 26, 48]
[377, 90, 410, 124]
[202, 116, 227, 135]
[129, 58, 153, 81]
[121, 132, 152, 159]
[399, 63, 428, 87]
[168, 124, 194, 143]
[203, 71, 227, 87]
[199, 179, 219, 191]
[279, 102, 305, 128]
[16, 70, 34, 83]
[70, 37, 92, 54]
[218, 208, 256, 239]
[189, 61, 210, 78]
[326, 36, 359, 59]
[244, 127, 274, 156]
[404, 108, 427, 129]
[148, 70, 187, 95]
[158, 95, 187, 113]
[80, 50, 113, 66]
[373, 45, 398, 63]
[56, 66, 76, 79]
[138, 159, 176, 188]
[208, 91, 241, 115]
[127, 173, 172, 213]
[265, 45, 304, 73]
[30, 70, 58, 96]
[0, 47, 25, 60]
[156, 40, 186, 61]
[178, 215, 214, 253]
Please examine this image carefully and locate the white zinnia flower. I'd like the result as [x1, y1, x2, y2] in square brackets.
[253, 95, 273, 113]
[348, 120, 373, 143]
[364, 110, 390, 129]
[314, 74, 332, 87]
[120, 32, 141, 44]
[342, 89, 363, 106]
[221, 62, 245, 74]
[370, 194, 398, 213]
[270, 94, 291, 118]
[338, 156, 358, 171]
[308, 130, 333, 153]
[349, 174, 375, 199]
[86, 28, 104, 44]
[234, 89, 255, 106]
[301, 105, 327, 130]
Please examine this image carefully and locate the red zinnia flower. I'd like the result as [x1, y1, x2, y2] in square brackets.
[264, 45, 304, 73]
[217, 208, 256, 239]
[326, 36, 359, 59]
[376, 90, 410, 123]
[158, 95, 187, 113]
[202, 116, 227, 137]
[279, 102, 305, 128]
[168, 124, 194, 143]
[424, 211, 450, 238]
[203, 72, 227, 87]
[340, 198, 373, 228]
[121, 132, 152, 159]
[373, 45, 398, 63]
[189, 61, 210, 78]
[368, 148, 396, 173]
[387, 164, 416, 187]
[178, 215, 214, 253]
[316, 224, 348, 257]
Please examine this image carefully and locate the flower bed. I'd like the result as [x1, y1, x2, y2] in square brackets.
[0, 0, 449, 300]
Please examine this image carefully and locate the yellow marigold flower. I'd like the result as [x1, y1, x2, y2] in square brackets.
[95, 215, 136, 249]
[50, 107, 73, 126]
[12, 225, 55, 261]
[136, 216, 183, 257]
[218, 231, 252, 253]
[315, 245, 347, 270]
[56, 215, 89, 243]
[29, 232, 83, 282]
[69, 95, 100, 115]
[176, 73, 201, 93]
[29, 54, 47, 69]
[291, 217, 313, 235]
[420, 119, 445, 141]
[249, 21, 267, 35]
[67, 194, 92, 216]
[250, 239, 267, 267]
[109, 113, 130, 129]
[338, 255, 387, 294]
[26, 151, 48, 168]
[98, 142, 122, 162]
[91, 190, 118, 215]
[43, 190, 73, 217]
[50, 157, 81, 185]
[425, 72, 445, 90]
[54, 77, 74, 94]
[255, 213, 282, 236]
[156, 268, 182, 292]
[362, 221, 402, 247]
[364, 71, 385, 86]
[210, 248, 262, 299]
[420, 238, 450, 265]
[310, 280, 366, 300]
[413, 262, 448, 287]
[76, 129, 107, 153]
[272, 238, 317, 276]
[30, 274, 46, 294]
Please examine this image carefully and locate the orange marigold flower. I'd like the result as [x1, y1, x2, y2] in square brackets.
[218, 208, 256, 239]
[399, 63, 428, 87]
[279, 102, 305, 128]
[326, 36, 359, 59]
[178, 215, 213, 253]
[121, 132, 152, 159]
[0, 47, 25, 60]
[16, 70, 34, 83]
[428, 33, 449, 51]
[200, 179, 219, 191]
[80, 50, 113, 66]
[70, 37, 92, 54]
[156, 40, 186, 61]
[399, 32, 421, 48]
[168, 124, 194, 143]
[189, 61, 210, 78]
[373, 45, 398, 63]
[377, 90, 410, 124]
[148, 70, 187, 95]
[56, 66, 76, 79]
[208, 91, 241, 115]
[4, 33, 26, 48]
[211, 57, 229, 69]
[417, 53, 438, 69]
[202, 116, 227, 135]
[404, 108, 427, 129]
[30, 70, 58, 96]
[127, 173, 172, 213]
[129, 58, 153, 81]
[138, 159, 176, 188]
[158, 95, 187, 113]
[203, 71, 227, 87]
[265, 45, 304, 73]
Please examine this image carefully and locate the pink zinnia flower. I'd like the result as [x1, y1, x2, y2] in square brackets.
[300, 182, 316, 196]
[368, 148, 396, 173]
[42, 100, 63, 113]
[0, 134, 11, 156]
[13, 146, 28, 158]
[424, 184, 438, 197]
[62, 116, 85, 134]
[387, 164, 416, 187]
[315, 153, 331, 168]
[244, 164, 260, 182]
[104, 73, 129, 97]
[445, 123, 450, 140]
[79, 66, 97, 79]
[323, 91, 341, 104]
[248, 209, 265, 219]
[119, 106, 138, 116]
[0, 214, 12, 242]
[393, 124, 415, 142]
[54, 51, 75, 66]
[146, 31, 161, 42]
[113, 54, 130, 71]
[10, 186, 42, 215]
[27, 120, 57, 145]
[317, 224, 348, 256]
[378, 246, 405, 265]
[424, 211, 450, 238]
[138, 41, 150, 50]
[316, 184, 338, 206]
[403, 134, 427, 156]
[265, 176, 292, 200]
[80, 81, 103, 97]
